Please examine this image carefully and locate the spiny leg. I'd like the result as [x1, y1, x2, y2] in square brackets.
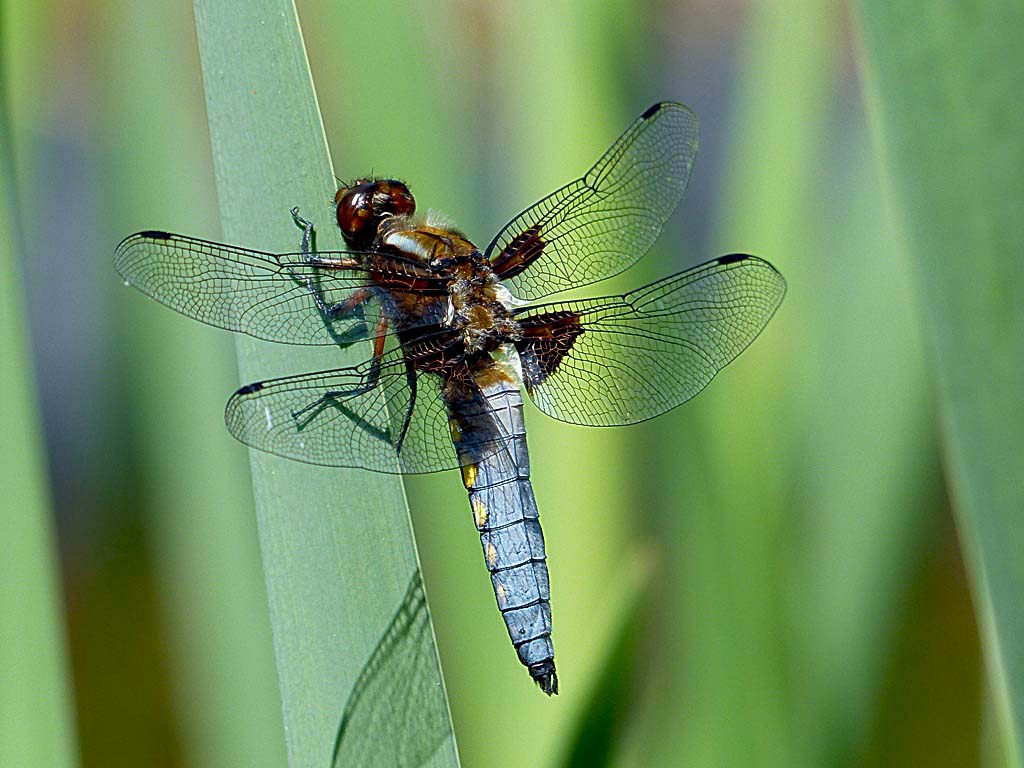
[290, 314, 390, 427]
[291, 207, 361, 270]
[288, 207, 372, 329]
[395, 360, 417, 456]
[292, 205, 316, 254]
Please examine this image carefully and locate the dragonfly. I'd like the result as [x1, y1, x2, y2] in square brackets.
[115, 102, 786, 696]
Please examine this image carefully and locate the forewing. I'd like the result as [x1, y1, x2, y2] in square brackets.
[484, 102, 699, 300]
[114, 230, 445, 346]
[224, 350, 509, 474]
[513, 255, 786, 426]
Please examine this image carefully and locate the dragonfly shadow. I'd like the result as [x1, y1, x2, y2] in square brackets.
[331, 570, 454, 768]
[293, 399, 392, 447]
[324, 319, 371, 348]
[283, 215, 371, 349]
[286, 266, 370, 349]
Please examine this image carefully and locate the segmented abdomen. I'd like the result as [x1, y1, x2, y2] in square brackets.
[449, 370, 557, 695]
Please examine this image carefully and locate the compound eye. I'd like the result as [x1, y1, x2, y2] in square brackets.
[377, 181, 416, 218]
[335, 186, 374, 245]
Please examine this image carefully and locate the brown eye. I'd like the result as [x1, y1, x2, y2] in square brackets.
[334, 179, 417, 249]
[335, 186, 374, 246]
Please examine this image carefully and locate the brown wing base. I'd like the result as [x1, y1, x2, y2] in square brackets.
[515, 311, 585, 389]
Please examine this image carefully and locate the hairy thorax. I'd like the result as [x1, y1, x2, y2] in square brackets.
[380, 216, 521, 355]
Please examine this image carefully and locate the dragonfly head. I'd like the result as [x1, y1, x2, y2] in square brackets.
[335, 178, 416, 250]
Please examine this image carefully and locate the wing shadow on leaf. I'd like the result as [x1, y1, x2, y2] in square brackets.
[331, 571, 454, 768]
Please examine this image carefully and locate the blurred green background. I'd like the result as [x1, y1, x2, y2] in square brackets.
[2, 0, 1022, 767]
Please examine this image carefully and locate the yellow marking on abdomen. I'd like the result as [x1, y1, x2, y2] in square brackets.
[485, 541, 498, 568]
[461, 463, 478, 489]
[449, 419, 462, 441]
[496, 583, 507, 605]
[472, 497, 488, 529]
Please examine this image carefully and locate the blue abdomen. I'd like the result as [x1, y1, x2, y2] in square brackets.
[450, 373, 557, 695]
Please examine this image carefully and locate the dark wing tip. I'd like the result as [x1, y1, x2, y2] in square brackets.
[529, 661, 559, 696]
[113, 230, 172, 275]
[232, 382, 264, 399]
[715, 252, 786, 285]
[714, 253, 787, 306]
[224, 383, 264, 433]
[715, 252, 752, 266]
[640, 101, 693, 121]
[641, 102, 663, 119]
[233, 382, 265, 396]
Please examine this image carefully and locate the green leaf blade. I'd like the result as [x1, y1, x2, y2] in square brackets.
[856, 0, 1024, 761]
[190, 1, 459, 764]
[0, 41, 79, 765]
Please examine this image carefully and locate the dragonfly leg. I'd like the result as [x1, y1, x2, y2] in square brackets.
[287, 207, 374, 346]
[291, 206, 316, 254]
[290, 314, 391, 432]
[323, 288, 373, 321]
[290, 372, 380, 426]
[291, 206, 361, 269]
[297, 282, 373, 328]
[394, 360, 417, 456]
[287, 207, 332, 315]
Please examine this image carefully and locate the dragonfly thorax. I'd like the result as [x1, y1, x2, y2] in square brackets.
[379, 219, 520, 354]
[448, 257, 520, 353]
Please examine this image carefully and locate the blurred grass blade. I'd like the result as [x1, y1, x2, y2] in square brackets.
[191, 1, 458, 765]
[103, 1, 289, 764]
[559, 549, 652, 768]
[654, 2, 836, 765]
[856, 1, 1024, 761]
[0, 49, 79, 767]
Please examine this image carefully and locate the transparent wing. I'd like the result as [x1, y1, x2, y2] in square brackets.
[224, 349, 510, 474]
[484, 102, 699, 301]
[115, 230, 448, 346]
[331, 571, 454, 768]
[513, 255, 786, 426]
